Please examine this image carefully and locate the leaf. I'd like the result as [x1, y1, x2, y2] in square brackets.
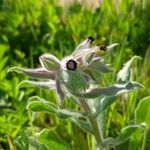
[70, 81, 143, 98]
[19, 80, 56, 90]
[58, 70, 88, 92]
[113, 124, 145, 145]
[103, 124, 145, 147]
[14, 130, 48, 150]
[27, 96, 83, 119]
[135, 96, 150, 127]
[55, 79, 66, 107]
[8, 67, 56, 80]
[117, 56, 142, 83]
[27, 96, 57, 113]
[84, 57, 112, 82]
[37, 129, 69, 150]
[39, 53, 60, 71]
[71, 118, 93, 134]
[94, 96, 117, 117]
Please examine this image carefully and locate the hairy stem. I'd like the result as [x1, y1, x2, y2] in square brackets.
[79, 99, 103, 148]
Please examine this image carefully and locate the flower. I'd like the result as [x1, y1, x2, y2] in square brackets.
[8, 37, 120, 107]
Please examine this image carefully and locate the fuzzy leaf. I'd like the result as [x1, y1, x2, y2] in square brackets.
[117, 56, 142, 83]
[135, 96, 150, 127]
[37, 129, 69, 150]
[103, 124, 145, 148]
[59, 70, 88, 92]
[71, 118, 93, 134]
[70, 81, 143, 98]
[55, 79, 66, 107]
[84, 57, 112, 82]
[27, 96, 83, 119]
[8, 67, 56, 80]
[39, 53, 60, 71]
[94, 96, 117, 117]
[86, 58, 112, 73]
[113, 124, 145, 145]
[19, 80, 56, 90]
[27, 96, 57, 113]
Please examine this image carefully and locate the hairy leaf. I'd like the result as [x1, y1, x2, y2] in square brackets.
[135, 96, 150, 127]
[8, 67, 56, 80]
[19, 80, 56, 90]
[117, 56, 142, 83]
[27, 96, 83, 119]
[37, 129, 69, 150]
[103, 124, 145, 148]
[71, 118, 93, 134]
[70, 81, 143, 98]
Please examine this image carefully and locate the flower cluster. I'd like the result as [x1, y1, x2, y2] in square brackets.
[9, 37, 141, 107]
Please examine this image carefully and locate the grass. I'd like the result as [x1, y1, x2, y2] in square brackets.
[0, 0, 150, 149]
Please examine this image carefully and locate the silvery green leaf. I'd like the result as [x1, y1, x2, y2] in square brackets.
[117, 56, 142, 83]
[55, 79, 66, 107]
[27, 96, 83, 119]
[113, 124, 145, 145]
[19, 80, 56, 90]
[69, 81, 143, 98]
[102, 124, 145, 148]
[84, 58, 112, 82]
[94, 96, 117, 117]
[71, 118, 93, 134]
[8, 67, 56, 80]
[39, 53, 60, 71]
[37, 129, 69, 150]
[27, 96, 57, 113]
[58, 69, 88, 92]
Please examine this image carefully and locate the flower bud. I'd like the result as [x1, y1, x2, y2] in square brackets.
[39, 53, 60, 71]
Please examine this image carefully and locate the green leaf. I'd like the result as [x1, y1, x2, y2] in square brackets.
[71, 118, 93, 134]
[59, 70, 88, 92]
[103, 124, 145, 148]
[37, 129, 69, 150]
[117, 56, 142, 83]
[70, 81, 143, 98]
[84, 57, 112, 82]
[94, 96, 117, 117]
[135, 96, 150, 127]
[27, 96, 83, 119]
[19, 80, 56, 90]
[14, 130, 48, 150]
[114, 124, 145, 145]
[27, 96, 57, 113]
[8, 67, 55, 80]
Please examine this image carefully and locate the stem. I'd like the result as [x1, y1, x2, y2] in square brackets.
[79, 99, 103, 148]
[141, 126, 148, 150]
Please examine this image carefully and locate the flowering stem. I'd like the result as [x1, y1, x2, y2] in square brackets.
[79, 99, 103, 148]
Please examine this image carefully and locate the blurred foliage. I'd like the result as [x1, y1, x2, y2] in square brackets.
[0, 0, 150, 149]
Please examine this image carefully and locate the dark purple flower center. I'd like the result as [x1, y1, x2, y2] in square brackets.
[66, 59, 77, 71]
[87, 36, 95, 43]
[99, 45, 107, 51]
